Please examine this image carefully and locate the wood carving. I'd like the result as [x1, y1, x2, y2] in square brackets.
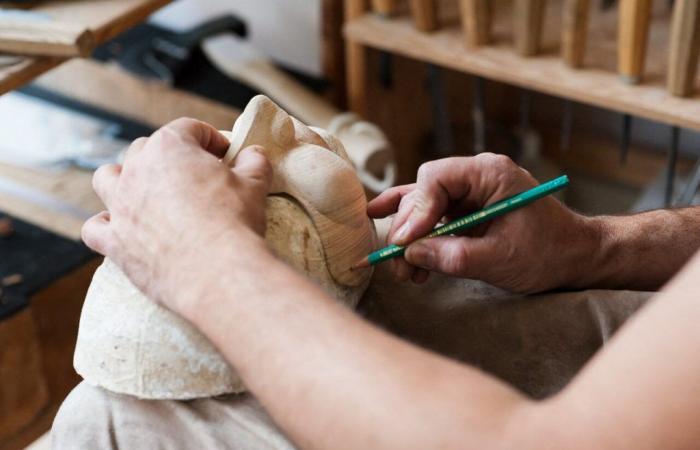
[202, 34, 397, 193]
[73, 96, 377, 399]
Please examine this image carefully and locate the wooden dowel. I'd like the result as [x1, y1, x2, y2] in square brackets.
[562, 0, 591, 68]
[514, 0, 548, 56]
[371, 0, 400, 17]
[667, 0, 700, 97]
[409, 0, 439, 32]
[618, 0, 652, 84]
[459, 0, 492, 47]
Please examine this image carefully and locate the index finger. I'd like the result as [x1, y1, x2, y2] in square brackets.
[163, 117, 231, 159]
[367, 184, 415, 218]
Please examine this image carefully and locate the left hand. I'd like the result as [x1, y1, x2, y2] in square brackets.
[82, 118, 272, 315]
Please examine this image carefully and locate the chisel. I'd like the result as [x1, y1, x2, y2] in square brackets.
[667, 0, 700, 97]
[459, 0, 492, 47]
[409, 0, 439, 32]
[618, 0, 652, 84]
[514, 0, 548, 56]
[665, 126, 680, 207]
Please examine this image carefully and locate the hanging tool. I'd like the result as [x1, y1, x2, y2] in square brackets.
[665, 126, 680, 207]
[459, 0, 491, 47]
[409, 0, 439, 31]
[618, 0, 651, 165]
[410, 1, 452, 156]
[459, 1, 490, 153]
[201, 33, 397, 193]
[618, 0, 652, 84]
[679, 157, 700, 206]
[514, 0, 548, 56]
[562, 0, 591, 67]
[667, 0, 700, 97]
[560, 0, 590, 153]
[427, 64, 455, 156]
[472, 76, 486, 154]
[619, 113, 632, 164]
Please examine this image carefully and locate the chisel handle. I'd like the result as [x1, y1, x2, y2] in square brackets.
[667, 0, 700, 96]
[562, 0, 591, 67]
[371, 0, 400, 17]
[409, 0, 439, 32]
[618, 0, 652, 84]
[459, 0, 492, 47]
[514, 0, 548, 56]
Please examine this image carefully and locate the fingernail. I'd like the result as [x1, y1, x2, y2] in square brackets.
[406, 243, 435, 270]
[393, 220, 411, 245]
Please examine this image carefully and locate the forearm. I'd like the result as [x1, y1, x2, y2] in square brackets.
[182, 232, 536, 450]
[573, 207, 700, 291]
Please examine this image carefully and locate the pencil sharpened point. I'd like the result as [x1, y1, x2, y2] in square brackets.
[350, 257, 371, 271]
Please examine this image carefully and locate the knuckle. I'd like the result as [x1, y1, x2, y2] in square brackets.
[416, 161, 435, 181]
[442, 244, 469, 274]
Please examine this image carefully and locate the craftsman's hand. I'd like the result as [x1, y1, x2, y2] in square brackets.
[368, 154, 599, 293]
[82, 118, 272, 314]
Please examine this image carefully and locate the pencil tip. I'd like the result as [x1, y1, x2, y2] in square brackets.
[350, 257, 370, 271]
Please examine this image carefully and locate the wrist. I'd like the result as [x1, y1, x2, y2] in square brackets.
[165, 226, 272, 322]
[556, 213, 610, 290]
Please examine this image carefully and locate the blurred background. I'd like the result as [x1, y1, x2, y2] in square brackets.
[2, 1, 700, 448]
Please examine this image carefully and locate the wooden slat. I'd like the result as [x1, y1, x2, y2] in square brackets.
[344, 4, 700, 132]
[0, 0, 171, 95]
[0, 18, 94, 57]
[0, 0, 171, 57]
[35, 59, 240, 130]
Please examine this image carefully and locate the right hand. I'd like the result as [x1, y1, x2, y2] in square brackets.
[368, 154, 600, 293]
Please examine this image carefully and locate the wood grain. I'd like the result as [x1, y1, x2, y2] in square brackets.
[410, 0, 439, 32]
[459, 0, 491, 47]
[35, 60, 239, 130]
[514, 0, 548, 56]
[618, 0, 652, 84]
[0, 0, 171, 95]
[562, 0, 590, 68]
[0, 19, 95, 57]
[667, 0, 700, 97]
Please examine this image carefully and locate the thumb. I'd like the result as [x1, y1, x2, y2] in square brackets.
[232, 145, 273, 195]
[404, 236, 495, 278]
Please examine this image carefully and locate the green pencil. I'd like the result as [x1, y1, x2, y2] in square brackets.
[352, 175, 570, 269]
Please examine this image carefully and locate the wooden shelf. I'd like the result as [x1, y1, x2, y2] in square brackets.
[344, 3, 700, 132]
[0, 0, 171, 95]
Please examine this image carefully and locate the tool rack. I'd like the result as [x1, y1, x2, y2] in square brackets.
[343, 0, 700, 203]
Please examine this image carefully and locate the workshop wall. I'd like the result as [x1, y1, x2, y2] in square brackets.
[151, 0, 322, 76]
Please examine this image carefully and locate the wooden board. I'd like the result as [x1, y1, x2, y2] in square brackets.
[34, 59, 241, 130]
[344, 2, 700, 132]
[0, 164, 100, 241]
[0, 0, 171, 96]
[0, 0, 171, 57]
